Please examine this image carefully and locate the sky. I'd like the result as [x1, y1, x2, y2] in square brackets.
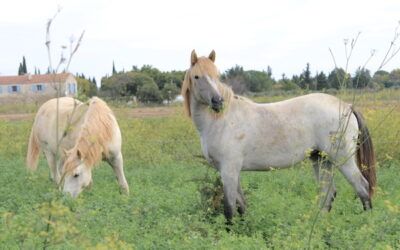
[0, 0, 399, 84]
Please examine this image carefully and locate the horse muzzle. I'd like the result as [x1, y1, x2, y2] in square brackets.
[211, 96, 224, 112]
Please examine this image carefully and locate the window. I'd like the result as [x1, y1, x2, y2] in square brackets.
[8, 85, 21, 93]
[31, 84, 45, 92]
[68, 83, 76, 94]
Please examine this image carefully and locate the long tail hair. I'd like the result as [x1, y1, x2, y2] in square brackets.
[26, 127, 40, 171]
[352, 108, 376, 197]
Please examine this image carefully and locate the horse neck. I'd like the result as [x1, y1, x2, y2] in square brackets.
[75, 100, 113, 166]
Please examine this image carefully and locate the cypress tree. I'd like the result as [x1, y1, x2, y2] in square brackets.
[22, 56, 27, 74]
[112, 61, 117, 75]
[18, 63, 24, 75]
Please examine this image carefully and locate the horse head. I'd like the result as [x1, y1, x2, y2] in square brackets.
[60, 148, 92, 198]
[181, 50, 224, 116]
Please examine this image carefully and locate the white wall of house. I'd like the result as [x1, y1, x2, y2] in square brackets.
[0, 74, 78, 104]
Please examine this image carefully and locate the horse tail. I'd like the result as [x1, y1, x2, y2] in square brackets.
[352, 108, 376, 197]
[26, 126, 40, 171]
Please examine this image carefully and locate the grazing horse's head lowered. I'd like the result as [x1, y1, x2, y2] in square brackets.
[26, 97, 129, 199]
[181, 50, 227, 116]
[61, 148, 93, 198]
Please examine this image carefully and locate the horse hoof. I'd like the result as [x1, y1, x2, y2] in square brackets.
[119, 186, 130, 195]
[362, 200, 372, 210]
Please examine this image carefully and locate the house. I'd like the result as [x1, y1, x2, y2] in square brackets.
[0, 73, 77, 104]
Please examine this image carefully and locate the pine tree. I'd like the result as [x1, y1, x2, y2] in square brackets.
[112, 61, 117, 75]
[300, 63, 312, 89]
[315, 71, 328, 90]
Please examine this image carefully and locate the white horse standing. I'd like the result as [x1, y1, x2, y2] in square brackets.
[26, 97, 129, 198]
[182, 50, 376, 221]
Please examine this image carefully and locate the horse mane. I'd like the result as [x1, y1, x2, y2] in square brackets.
[63, 97, 115, 174]
[181, 57, 234, 117]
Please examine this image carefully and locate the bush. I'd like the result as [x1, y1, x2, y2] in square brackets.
[137, 81, 162, 103]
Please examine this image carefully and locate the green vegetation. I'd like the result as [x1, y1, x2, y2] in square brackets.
[18, 56, 28, 75]
[100, 65, 184, 103]
[76, 75, 98, 100]
[0, 91, 399, 249]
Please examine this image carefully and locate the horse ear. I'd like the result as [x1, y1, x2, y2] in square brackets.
[77, 149, 82, 159]
[209, 50, 216, 62]
[191, 50, 198, 66]
[181, 71, 191, 117]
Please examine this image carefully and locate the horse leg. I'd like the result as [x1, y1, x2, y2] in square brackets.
[220, 167, 240, 223]
[339, 157, 372, 210]
[312, 159, 336, 211]
[237, 177, 246, 215]
[107, 152, 129, 195]
[44, 150, 59, 184]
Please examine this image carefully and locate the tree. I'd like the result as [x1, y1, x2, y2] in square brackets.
[22, 56, 27, 74]
[372, 70, 390, 87]
[280, 74, 300, 91]
[223, 65, 273, 93]
[352, 68, 371, 89]
[77, 77, 98, 98]
[140, 65, 166, 89]
[112, 61, 117, 75]
[223, 65, 247, 93]
[162, 82, 180, 102]
[388, 69, 400, 88]
[266, 65, 272, 78]
[315, 71, 328, 90]
[100, 72, 158, 99]
[223, 65, 245, 79]
[328, 68, 350, 89]
[299, 63, 312, 89]
[18, 63, 23, 75]
[137, 80, 162, 103]
[245, 70, 273, 92]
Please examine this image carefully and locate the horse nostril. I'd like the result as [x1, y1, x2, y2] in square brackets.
[212, 96, 223, 105]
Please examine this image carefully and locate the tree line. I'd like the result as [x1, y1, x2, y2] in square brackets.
[98, 62, 400, 102]
[15, 57, 400, 103]
[100, 64, 183, 103]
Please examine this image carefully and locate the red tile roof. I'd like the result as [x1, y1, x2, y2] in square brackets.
[0, 73, 72, 85]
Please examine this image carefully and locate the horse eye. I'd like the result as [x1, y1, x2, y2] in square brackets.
[194, 75, 199, 79]
[73, 173, 79, 178]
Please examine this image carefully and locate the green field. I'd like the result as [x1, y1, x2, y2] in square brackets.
[0, 91, 399, 249]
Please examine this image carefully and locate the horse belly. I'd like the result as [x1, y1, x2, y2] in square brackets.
[241, 133, 314, 171]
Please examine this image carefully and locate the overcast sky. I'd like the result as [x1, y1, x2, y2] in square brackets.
[0, 0, 399, 84]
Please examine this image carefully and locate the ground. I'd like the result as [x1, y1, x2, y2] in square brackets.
[0, 91, 399, 249]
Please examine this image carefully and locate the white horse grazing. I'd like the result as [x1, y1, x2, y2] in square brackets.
[26, 97, 129, 198]
[182, 50, 376, 222]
